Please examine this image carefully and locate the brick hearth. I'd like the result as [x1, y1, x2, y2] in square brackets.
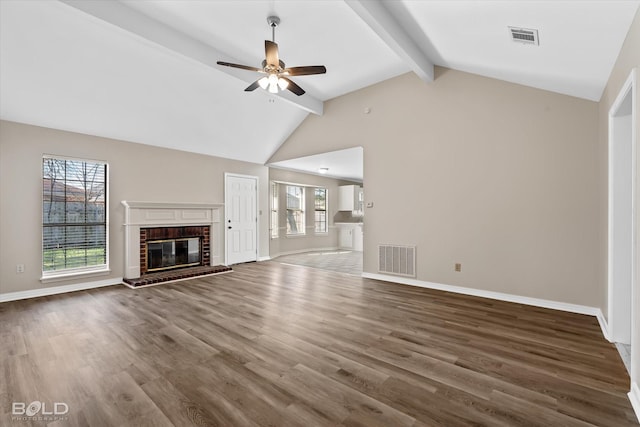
[123, 265, 231, 287]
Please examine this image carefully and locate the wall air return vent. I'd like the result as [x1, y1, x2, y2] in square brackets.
[508, 27, 539, 45]
[378, 244, 416, 277]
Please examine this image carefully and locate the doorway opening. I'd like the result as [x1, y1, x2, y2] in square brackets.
[267, 147, 364, 275]
[608, 68, 636, 380]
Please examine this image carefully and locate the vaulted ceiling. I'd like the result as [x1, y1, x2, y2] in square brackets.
[1, 1, 638, 172]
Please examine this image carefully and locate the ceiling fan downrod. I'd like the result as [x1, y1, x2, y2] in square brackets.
[267, 16, 280, 43]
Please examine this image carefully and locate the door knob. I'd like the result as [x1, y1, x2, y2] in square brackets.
[228, 226, 232, 229]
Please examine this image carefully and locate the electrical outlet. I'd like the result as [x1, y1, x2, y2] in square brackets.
[455, 263, 461, 272]
[16, 264, 25, 273]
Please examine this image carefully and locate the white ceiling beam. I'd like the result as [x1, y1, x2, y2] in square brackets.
[59, 0, 323, 115]
[345, 0, 434, 83]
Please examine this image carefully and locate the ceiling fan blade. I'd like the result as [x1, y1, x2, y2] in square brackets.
[217, 61, 263, 73]
[265, 40, 279, 67]
[284, 66, 327, 76]
[244, 80, 261, 92]
[280, 77, 305, 96]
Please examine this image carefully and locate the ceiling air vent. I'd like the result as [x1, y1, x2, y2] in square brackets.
[508, 27, 539, 45]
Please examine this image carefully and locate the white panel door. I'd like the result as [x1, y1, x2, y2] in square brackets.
[225, 174, 258, 265]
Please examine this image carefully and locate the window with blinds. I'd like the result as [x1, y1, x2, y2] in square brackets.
[314, 187, 327, 233]
[42, 156, 108, 275]
[286, 185, 305, 235]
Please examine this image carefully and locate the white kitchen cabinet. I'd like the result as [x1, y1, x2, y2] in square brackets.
[338, 185, 363, 212]
[353, 225, 363, 251]
[339, 227, 354, 249]
[337, 223, 363, 251]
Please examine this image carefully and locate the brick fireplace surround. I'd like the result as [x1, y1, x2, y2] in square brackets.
[121, 202, 227, 285]
[139, 225, 210, 275]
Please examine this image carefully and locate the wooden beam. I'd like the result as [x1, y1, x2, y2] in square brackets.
[345, 0, 434, 83]
[60, 0, 324, 115]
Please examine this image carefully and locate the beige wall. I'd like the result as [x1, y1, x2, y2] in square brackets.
[0, 120, 270, 294]
[270, 67, 601, 307]
[269, 168, 357, 257]
[598, 7, 640, 395]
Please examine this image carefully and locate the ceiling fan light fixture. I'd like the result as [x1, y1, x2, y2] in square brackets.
[267, 74, 279, 93]
[277, 77, 289, 90]
[258, 77, 269, 89]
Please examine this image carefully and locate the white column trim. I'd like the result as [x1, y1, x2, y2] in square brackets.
[629, 382, 640, 423]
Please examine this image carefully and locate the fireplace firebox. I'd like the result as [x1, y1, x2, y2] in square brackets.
[147, 237, 201, 272]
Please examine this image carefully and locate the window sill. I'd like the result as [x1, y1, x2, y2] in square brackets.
[314, 232, 329, 236]
[40, 267, 111, 284]
[285, 234, 307, 239]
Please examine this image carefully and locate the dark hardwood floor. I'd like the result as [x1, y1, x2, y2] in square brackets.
[0, 261, 637, 426]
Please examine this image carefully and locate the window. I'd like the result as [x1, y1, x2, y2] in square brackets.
[286, 185, 305, 235]
[42, 156, 108, 275]
[270, 182, 279, 239]
[314, 188, 327, 233]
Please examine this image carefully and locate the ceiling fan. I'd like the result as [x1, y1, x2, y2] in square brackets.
[216, 16, 326, 96]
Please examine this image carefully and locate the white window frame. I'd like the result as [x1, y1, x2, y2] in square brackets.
[286, 185, 305, 236]
[41, 155, 110, 281]
[314, 187, 328, 234]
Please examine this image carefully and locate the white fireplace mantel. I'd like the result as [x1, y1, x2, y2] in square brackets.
[121, 201, 224, 279]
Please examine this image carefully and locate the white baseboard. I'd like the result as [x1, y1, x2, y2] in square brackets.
[271, 246, 339, 258]
[595, 310, 611, 342]
[0, 278, 122, 303]
[258, 256, 271, 262]
[630, 382, 640, 423]
[362, 272, 605, 325]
